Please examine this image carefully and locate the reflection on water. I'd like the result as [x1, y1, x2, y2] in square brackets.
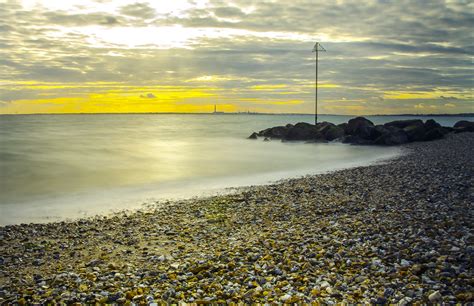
[0, 114, 468, 224]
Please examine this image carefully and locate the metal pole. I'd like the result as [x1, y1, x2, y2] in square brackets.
[315, 49, 318, 125]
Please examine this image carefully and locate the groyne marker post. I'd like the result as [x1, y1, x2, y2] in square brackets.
[312, 42, 326, 125]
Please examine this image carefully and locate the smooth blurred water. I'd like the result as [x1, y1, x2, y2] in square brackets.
[0, 114, 470, 225]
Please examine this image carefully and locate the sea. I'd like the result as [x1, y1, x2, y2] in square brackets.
[0, 114, 470, 225]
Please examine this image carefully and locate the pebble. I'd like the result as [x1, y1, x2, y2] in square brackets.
[428, 291, 442, 302]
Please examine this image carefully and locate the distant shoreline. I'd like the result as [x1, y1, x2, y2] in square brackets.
[1, 112, 473, 117]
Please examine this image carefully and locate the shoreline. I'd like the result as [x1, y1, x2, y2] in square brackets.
[0, 143, 402, 226]
[1, 133, 473, 303]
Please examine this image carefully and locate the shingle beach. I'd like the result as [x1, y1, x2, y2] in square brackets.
[1, 133, 473, 304]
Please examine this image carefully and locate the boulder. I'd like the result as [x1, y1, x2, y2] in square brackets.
[424, 119, 441, 131]
[346, 117, 374, 135]
[355, 125, 380, 140]
[284, 126, 320, 141]
[384, 119, 423, 129]
[258, 126, 289, 139]
[294, 122, 314, 129]
[316, 121, 335, 131]
[323, 125, 345, 141]
[247, 132, 258, 139]
[337, 122, 348, 131]
[453, 120, 474, 133]
[282, 122, 321, 141]
[454, 120, 474, 129]
[403, 124, 426, 142]
[374, 127, 408, 145]
[423, 128, 445, 141]
[342, 135, 374, 145]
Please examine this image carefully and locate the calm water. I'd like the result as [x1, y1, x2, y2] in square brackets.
[0, 114, 470, 225]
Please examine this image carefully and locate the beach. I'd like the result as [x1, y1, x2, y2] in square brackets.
[1, 132, 473, 304]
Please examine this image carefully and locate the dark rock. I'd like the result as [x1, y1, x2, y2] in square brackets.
[356, 125, 380, 140]
[346, 117, 374, 135]
[375, 127, 408, 145]
[424, 119, 441, 130]
[384, 119, 423, 129]
[263, 137, 270, 142]
[323, 125, 345, 141]
[285, 123, 294, 128]
[453, 120, 474, 133]
[423, 128, 445, 141]
[282, 122, 321, 141]
[294, 122, 314, 129]
[247, 132, 258, 139]
[453, 120, 474, 129]
[403, 124, 426, 142]
[285, 126, 319, 141]
[337, 122, 348, 131]
[316, 121, 335, 133]
[342, 135, 375, 145]
[258, 126, 288, 139]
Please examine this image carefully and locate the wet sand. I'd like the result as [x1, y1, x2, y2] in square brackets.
[1, 133, 473, 304]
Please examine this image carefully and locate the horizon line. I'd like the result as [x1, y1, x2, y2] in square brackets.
[0, 112, 473, 117]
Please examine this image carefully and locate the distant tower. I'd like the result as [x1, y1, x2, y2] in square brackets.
[213, 104, 223, 114]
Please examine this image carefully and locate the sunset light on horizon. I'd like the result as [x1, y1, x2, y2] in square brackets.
[1, 0, 472, 115]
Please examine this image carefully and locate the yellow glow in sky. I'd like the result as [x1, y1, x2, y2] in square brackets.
[1, 0, 472, 115]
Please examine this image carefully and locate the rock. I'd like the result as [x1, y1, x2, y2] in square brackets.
[346, 117, 374, 135]
[403, 124, 426, 142]
[384, 119, 424, 129]
[316, 121, 335, 133]
[284, 124, 320, 141]
[285, 127, 314, 141]
[322, 125, 345, 141]
[258, 126, 289, 139]
[294, 122, 314, 129]
[453, 120, 474, 133]
[341, 135, 374, 145]
[337, 122, 348, 131]
[116, 297, 126, 303]
[424, 119, 441, 130]
[87, 259, 103, 267]
[453, 120, 474, 129]
[263, 137, 270, 142]
[384, 287, 395, 297]
[374, 127, 408, 145]
[280, 294, 292, 302]
[423, 128, 445, 141]
[428, 291, 442, 302]
[248, 132, 258, 139]
[398, 297, 412, 306]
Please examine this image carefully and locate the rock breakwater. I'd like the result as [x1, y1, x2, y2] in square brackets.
[250, 117, 474, 145]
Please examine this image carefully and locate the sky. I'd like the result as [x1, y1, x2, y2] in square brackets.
[0, 0, 473, 115]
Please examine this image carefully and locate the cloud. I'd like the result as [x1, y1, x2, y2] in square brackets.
[120, 2, 156, 20]
[440, 95, 459, 100]
[45, 11, 122, 26]
[213, 6, 246, 18]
